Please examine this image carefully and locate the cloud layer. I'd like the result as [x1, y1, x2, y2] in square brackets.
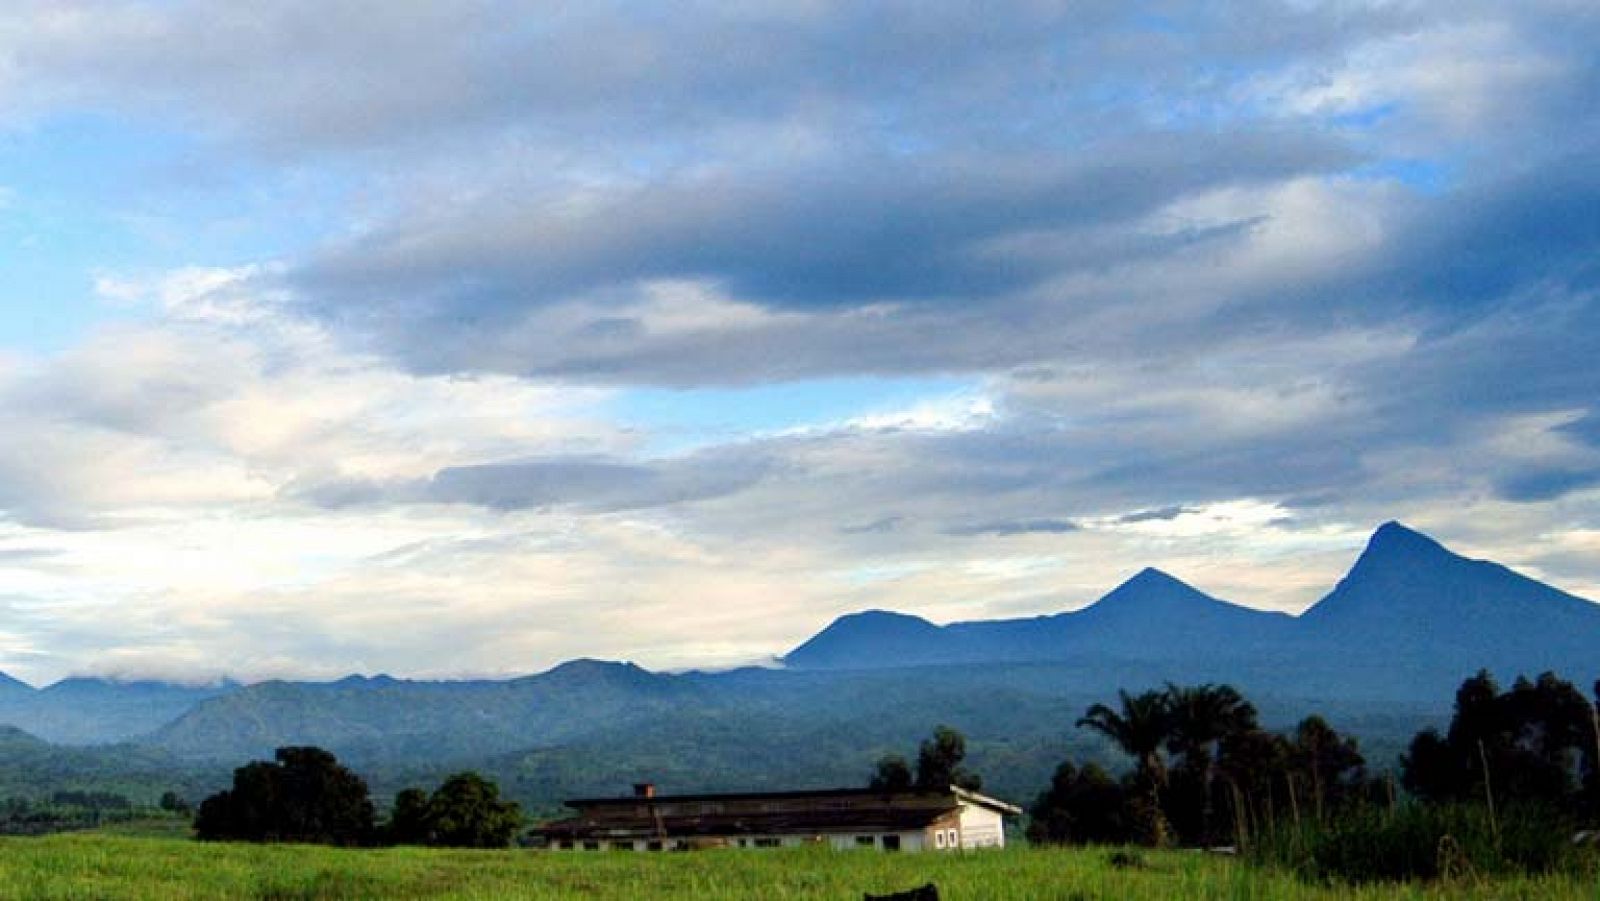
[0, 1, 1597, 682]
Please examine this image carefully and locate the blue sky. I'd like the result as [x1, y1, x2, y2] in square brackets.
[0, 1, 1596, 684]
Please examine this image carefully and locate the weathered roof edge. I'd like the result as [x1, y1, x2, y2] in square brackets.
[562, 784, 1022, 814]
[952, 785, 1023, 816]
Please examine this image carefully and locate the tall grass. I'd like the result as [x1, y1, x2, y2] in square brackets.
[0, 832, 1596, 899]
[1249, 801, 1594, 885]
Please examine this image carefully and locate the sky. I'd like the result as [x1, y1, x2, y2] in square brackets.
[0, 1, 1598, 685]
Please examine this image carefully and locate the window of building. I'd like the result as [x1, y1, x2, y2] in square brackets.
[558, 840, 574, 850]
[613, 841, 635, 851]
[753, 837, 781, 848]
[947, 829, 960, 847]
[882, 835, 901, 852]
[855, 835, 875, 847]
[581, 840, 600, 851]
[646, 840, 663, 852]
[934, 830, 946, 849]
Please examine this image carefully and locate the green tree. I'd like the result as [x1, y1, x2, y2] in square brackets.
[423, 772, 522, 848]
[1215, 726, 1291, 846]
[1589, 679, 1600, 817]
[194, 746, 374, 846]
[386, 787, 432, 845]
[1027, 760, 1130, 845]
[869, 754, 913, 792]
[158, 791, 191, 817]
[915, 725, 981, 791]
[1402, 670, 1594, 813]
[1289, 715, 1367, 822]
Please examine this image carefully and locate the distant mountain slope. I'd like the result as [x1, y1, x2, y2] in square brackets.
[0, 724, 216, 803]
[1298, 521, 1600, 680]
[150, 660, 715, 764]
[1029, 567, 1297, 662]
[786, 567, 1296, 670]
[782, 610, 953, 669]
[0, 677, 239, 745]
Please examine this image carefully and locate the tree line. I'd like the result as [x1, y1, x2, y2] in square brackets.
[1030, 670, 1599, 879]
[1029, 682, 1375, 848]
[868, 725, 982, 793]
[194, 746, 521, 847]
[0, 791, 182, 836]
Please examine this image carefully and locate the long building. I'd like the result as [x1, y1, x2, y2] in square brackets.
[537, 783, 1021, 852]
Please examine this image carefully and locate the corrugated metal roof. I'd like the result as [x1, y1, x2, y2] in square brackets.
[561, 785, 1019, 814]
[538, 806, 958, 839]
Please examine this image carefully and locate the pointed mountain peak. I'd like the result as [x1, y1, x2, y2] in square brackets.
[1097, 567, 1210, 607]
[1302, 519, 1599, 644]
[1365, 521, 1449, 557]
[1344, 521, 1460, 581]
[1125, 566, 1187, 589]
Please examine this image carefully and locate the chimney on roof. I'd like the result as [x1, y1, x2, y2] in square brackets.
[633, 782, 656, 799]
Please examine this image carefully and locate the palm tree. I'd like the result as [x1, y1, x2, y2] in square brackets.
[1078, 689, 1173, 845]
[1164, 683, 1258, 845]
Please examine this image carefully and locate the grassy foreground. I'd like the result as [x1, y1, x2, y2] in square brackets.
[0, 833, 1594, 900]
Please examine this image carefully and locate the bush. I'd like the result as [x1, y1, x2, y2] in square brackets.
[384, 772, 522, 848]
[1250, 801, 1584, 884]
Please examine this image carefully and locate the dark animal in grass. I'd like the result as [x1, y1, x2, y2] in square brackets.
[864, 883, 939, 901]
[1107, 850, 1145, 869]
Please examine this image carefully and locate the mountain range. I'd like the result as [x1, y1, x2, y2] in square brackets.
[0, 521, 1593, 811]
[784, 522, 1600, 696]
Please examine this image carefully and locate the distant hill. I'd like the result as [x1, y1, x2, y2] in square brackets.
[151, 659, 716, 765]
[0, 677, 239, 745]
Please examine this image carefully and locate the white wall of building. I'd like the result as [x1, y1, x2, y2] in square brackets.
[957, 801, 1006, 849]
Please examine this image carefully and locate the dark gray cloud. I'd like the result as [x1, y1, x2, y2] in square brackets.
[945, 518, 1081, 537]
[1495, 468, 1600, 504]
[4, 2, 1420, 150]
[296, 132, 1347, 321]
[295, 450, 773, 514]
[427, 454, 769, 512]
[1117, 506, 1194, 523]
[1559, 414, 1600, 448]
[839, 516, 904, 535]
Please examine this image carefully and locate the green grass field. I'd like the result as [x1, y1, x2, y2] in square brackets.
[0, 833, 1593, 900]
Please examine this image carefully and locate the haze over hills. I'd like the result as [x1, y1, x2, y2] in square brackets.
[0, 677, 238, 745]
[0, 521, 1593, 811]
